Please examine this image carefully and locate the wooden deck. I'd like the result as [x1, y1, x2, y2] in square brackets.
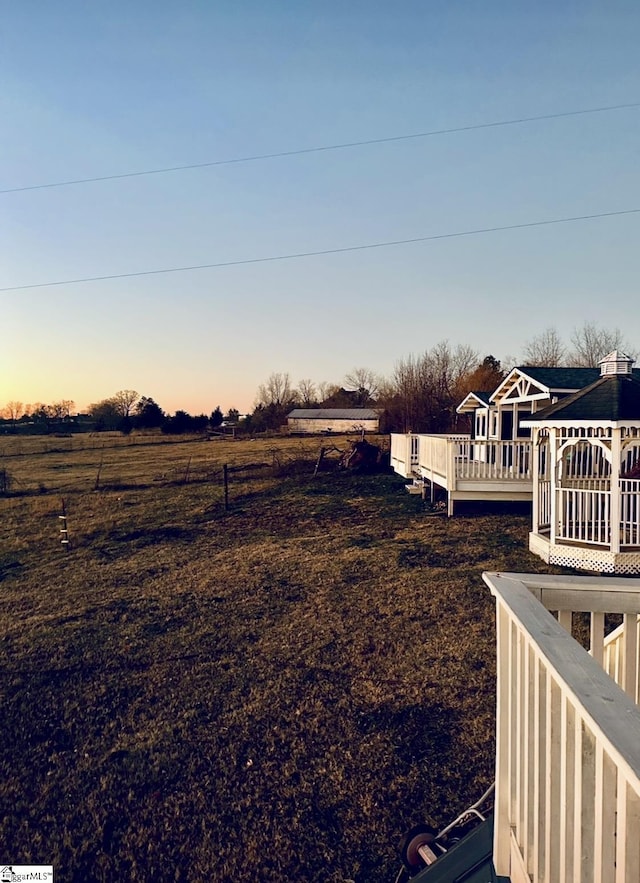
[484, 572, 640, 882]
[390, 433, 533, 515]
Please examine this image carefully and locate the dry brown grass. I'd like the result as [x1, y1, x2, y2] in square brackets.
[0, 433, 560, 881]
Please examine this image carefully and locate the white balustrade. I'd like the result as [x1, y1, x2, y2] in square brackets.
[390, 433, 413, 478]
[557, 488, 611, 545]
[538, 479, 551, 531]
[485, 573, 640, 883]
[456, 440, 532, 480]
[621, 480, 640, 548]
[390, 434, 533, 485]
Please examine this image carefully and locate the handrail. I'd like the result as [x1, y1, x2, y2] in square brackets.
[484, 572, 640, 882]
[390, 433, 533, 486]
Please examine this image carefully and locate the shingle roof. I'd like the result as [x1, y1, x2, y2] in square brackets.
[528, 374, 640, 422]
[470, 390, 491, 404]
[516, 366, 602, 390]
[287, 409, 379, 420]
[456, 391, 492, 413]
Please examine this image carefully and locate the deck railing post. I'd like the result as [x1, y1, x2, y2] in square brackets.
[532, 430, 540, 534]
[611, 432, 622, 554]
[447, 438, 456, 516]
[550, 432, 558, 545]
[494, 600, 512, 876]
[485, 572, 640, 883]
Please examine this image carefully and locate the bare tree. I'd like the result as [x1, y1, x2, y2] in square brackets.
[256, 373, 296, 407]
[392, 341, 479, 432]
[392, 353, 423, 431]
[3, 401, 24, 425]
[448, 343, 479, 383]
[522, 328, 566, 366]
[88, 398, 120, 429]
[296, 379, 317, 408]
[454, 355, 504, 400]
[29, 402, 48, 421]
[317, 381, 339, 404]
[344, 367, 380, 406]
[49, 400, 75, 419]
[112, 389, 139, 418]
[568, 323, 636, 367]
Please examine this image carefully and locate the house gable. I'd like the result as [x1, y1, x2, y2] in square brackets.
[456, 391, 492, 414]
[490, 368, 554, 406]
[490, 366, 601, 406]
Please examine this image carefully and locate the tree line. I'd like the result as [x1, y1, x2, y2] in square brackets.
[0, 392, 223, 436]
[247, 323, 636, 433]
[2, 322, 635, 436]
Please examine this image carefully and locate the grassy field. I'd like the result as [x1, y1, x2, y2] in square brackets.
[0, 433, 559, 882]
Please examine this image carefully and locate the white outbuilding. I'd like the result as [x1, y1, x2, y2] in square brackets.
[286, 408, 380, 435]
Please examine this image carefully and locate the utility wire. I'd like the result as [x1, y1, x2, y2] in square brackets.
[2, 101, 638, 195]
[2, 208, 638, 293]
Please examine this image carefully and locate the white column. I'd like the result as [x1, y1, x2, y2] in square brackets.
[531, 429, 540, 536]
[550, 429, 559, 545]
[610, 429, 622, 555]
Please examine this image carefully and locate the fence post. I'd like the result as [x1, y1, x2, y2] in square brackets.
[95, 444, 105, 490]
[59, 498, 70, 551]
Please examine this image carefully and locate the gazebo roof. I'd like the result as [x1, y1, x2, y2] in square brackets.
[527, 374, 640, 422]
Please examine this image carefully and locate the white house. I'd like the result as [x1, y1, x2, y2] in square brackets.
[391, 361, 638, 508]
[390, 353, 640, 574]
[457, 365, 602, 444]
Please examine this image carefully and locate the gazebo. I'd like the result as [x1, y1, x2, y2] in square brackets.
[526, 351, 640, 574]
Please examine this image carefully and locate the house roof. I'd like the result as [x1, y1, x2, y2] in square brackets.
[287, 408, 379, 420]
[526, 374, 640, 422]
[516, 366, 602, 389]
[490, 365, 601, 402]
[456, 391, 492, 413]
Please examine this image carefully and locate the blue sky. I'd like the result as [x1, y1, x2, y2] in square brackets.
[3, 2, 639, 414]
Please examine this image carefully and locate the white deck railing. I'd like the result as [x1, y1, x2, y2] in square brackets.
[557, 488, 611, 545]
[538, 478, 551, 530]
[539, 480, 640, 550]
[390, 433, 422, 477]
[603, 615, 640, 705]
[621, 479, 640, 547]
[416, 434, 458, 482]
[390, 433, 532, 487]
[456, 439, 532, 480]
[484, 572, 640, 883]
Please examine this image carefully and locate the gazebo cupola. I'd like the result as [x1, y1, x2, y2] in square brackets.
[599, 349, 634, 376]
[525, 352, 640, 574]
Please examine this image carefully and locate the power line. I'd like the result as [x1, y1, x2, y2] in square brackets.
[2, 208, 638, 293]
[2, 101, 638, 195]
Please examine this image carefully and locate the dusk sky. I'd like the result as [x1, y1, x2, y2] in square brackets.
[3, 2, 639, 415]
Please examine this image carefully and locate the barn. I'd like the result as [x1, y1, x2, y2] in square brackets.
[286, 408, 380, 435]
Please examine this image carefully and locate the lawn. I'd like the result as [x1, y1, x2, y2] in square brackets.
[0, 433, 557, 882]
